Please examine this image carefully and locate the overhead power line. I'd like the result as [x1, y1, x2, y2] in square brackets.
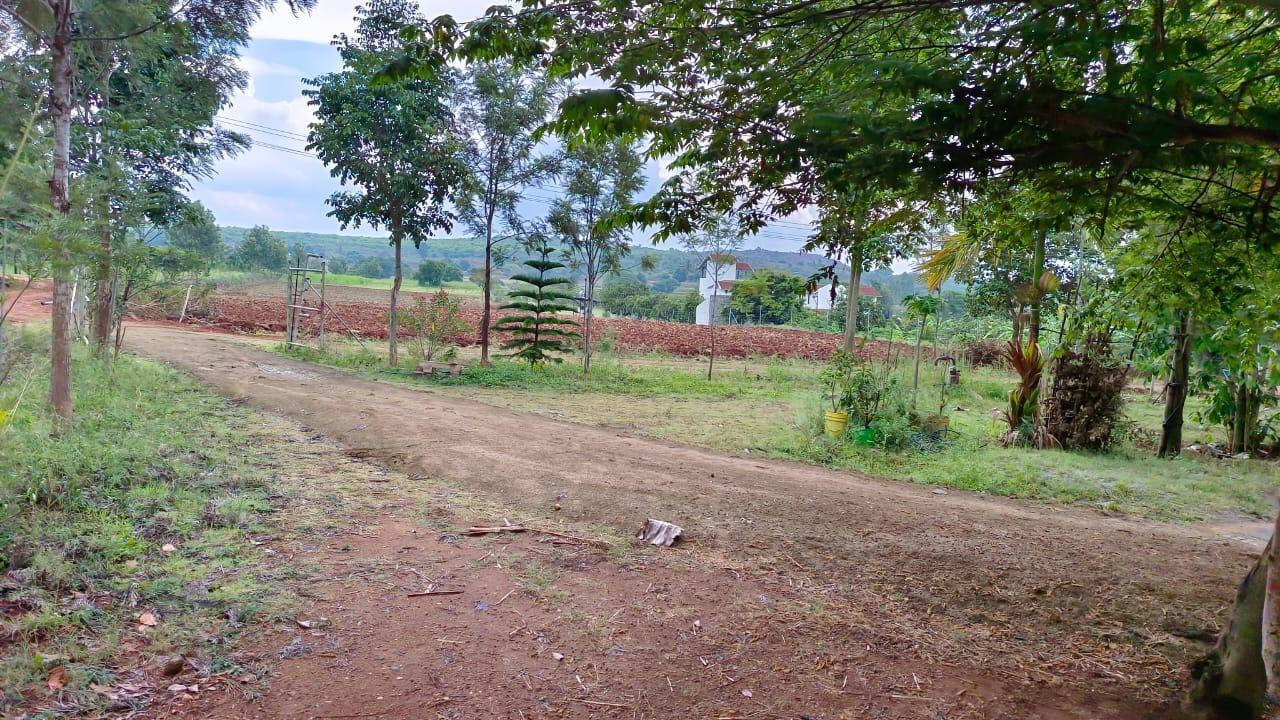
[217, 114, 309, 141]
[212, 117, 821, 243]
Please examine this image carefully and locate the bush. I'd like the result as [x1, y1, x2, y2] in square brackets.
[130, 279, 216, 320]
[415, 260, 463, 287]
[351, 256, 390, 279]
[870, 413, 914, 450]
[963, 339, 1004, 367]
[400, 290, 472, 364]
[1042, 334, 1128, 451]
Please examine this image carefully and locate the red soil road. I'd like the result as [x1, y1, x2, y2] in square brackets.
[1, 277, 52, 323]
[124, 324, 1255, 719]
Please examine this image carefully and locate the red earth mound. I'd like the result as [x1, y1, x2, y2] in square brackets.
[135, 294, 894, 361]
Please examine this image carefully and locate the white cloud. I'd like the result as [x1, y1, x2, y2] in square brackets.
[222, 71, 316, 138]
[252, 1, 356, 44]
[252, 0, 501, 44]
[194, 189, 296, 228]
[240, 56, 300, 77]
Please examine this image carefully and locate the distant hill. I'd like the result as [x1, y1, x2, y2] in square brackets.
[218, 226, 945, 302]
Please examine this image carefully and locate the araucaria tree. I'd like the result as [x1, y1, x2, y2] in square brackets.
[493, 242, 579, 366]
[548, 139, 643, 374]
[305, 0, 467, 368]
[453, 61, 559, 367]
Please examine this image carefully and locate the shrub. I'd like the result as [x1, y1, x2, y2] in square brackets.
[1001, 339, 1045, 446]
[400, 291, 471, 365]
[1042, 334, 1129, 451]
[964, 339, 1004, 367]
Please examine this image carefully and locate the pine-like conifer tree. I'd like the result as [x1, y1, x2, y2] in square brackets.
[494, 243, 580, 365]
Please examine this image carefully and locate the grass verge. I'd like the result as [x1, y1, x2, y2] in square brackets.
[0, 329, 296, 716]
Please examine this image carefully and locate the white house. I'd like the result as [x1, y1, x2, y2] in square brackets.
[695, 258, 751, 325]
[804, 282, 881, 311]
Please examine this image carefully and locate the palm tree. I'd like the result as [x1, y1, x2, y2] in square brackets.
[902, 294, 942, 409]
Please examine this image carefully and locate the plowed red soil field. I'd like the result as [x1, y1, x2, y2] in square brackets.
[139, 292, 893, 361]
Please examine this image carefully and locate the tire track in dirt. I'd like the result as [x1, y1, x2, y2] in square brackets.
[126, 325, 1253, 718]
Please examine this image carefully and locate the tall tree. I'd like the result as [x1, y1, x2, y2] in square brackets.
[166, 202, 223, 269]
[305, 0, 467, 368]
[1, 0, 315, 426]
[454, 61, 560, 367]
[232, 225, 287, 272]
[548, 139, 643, 374]
[727, 269, 807, 325]
[78, 14, 252, 354]
[682, 216, 743, 380]
[807, 188, 932, 352]
[918, 186, 1074, 346]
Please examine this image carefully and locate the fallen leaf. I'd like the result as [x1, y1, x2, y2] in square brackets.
[90, 683, 111, 694]
[296, 619, 313, 629]
[47, 666, 69, 691]
[157, 655, 185, 676]
[138, 611, 158, 626]
[161, 543, 176, 553]
[741, 689, 753, 698]
[551, 652, 564, 661]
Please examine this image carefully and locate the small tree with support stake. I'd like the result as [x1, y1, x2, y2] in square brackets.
[494, 243, 579, 366]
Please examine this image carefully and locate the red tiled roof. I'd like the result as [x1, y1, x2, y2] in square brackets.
[859, 285, 881, 298]
[736, 261, 752, 271]
[718, 280, 736, 291]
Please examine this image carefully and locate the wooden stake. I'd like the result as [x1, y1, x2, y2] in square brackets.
[177, 284, 192, 324]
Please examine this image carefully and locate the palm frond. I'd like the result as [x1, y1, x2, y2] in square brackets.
[915, 232, 979, 292]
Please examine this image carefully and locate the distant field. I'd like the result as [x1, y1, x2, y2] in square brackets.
[317, 273, 485, 295]
[218, 277, 484, 303]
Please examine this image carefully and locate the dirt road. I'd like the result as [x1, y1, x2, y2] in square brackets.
[126, 325, 1253, 718]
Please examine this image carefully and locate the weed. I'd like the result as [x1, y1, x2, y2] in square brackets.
[0, 327, 291, 712]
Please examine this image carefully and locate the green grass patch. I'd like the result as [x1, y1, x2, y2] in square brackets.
[0, 329, 295, 714]
[276, 340, 815, 401]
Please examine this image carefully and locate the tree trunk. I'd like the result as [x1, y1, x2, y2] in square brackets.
[707, 289, 717, 380]
[1231, 382, 1260, 456]
[1192, 527, 1273, 719]
[48, 2, 75, 428]
[92, 217, 114, 353]
[1158, 310, 1191, 458]
[479, 210, 495, 367]
[1265, 510, 1280, 704]
[583, 272, 595, 375]
[843, 249, 862, 354]
[1028, 230, 1046, 346]
[911, 319, 924, 409]
[388, 237, 401, 368]
[92, 67, 114, 356]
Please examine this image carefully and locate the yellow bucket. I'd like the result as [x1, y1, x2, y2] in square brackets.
[824, 410, 849, 438]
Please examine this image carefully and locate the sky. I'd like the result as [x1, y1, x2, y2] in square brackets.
[187, 1, 840, 257]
